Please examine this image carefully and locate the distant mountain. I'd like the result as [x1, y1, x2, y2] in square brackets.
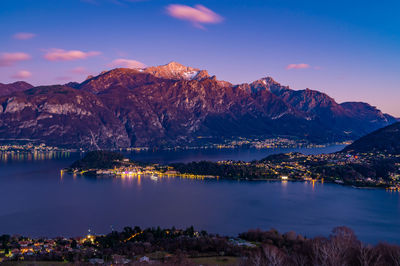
[0, 86, 129, 149]
[257, 77, 397, 138]
[343, 122, 400, 154]
[0, 62, 397, 149]
[0, 81, 33, 96]
[64, 82, 81, 89]
[78, 66, 327, 147]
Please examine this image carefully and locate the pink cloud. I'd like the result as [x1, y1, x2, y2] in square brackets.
[108, 58, 146, 69]
[0, 52, 31, 67]
[55, 76, 73, 81]
[13, 32, 36, 40]
[44, 49, 101, 61]
[11, 70, 32, 79]
[286, 63, 311, 70]
[70, 66, 88, 74]
[166, 4, 223, 28]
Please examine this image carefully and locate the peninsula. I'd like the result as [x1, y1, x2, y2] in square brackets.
[66, 123, 400, 190]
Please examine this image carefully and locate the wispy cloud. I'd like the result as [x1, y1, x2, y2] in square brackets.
[44, 49, 101, 61]
[0, 52, 31, 67]
[286, 63, 311, 70]
[13, 32, 36, 40]
[80, 0, 98, 3]
[81, 0, 146, 5]
[108, 58, 146, 69]
[70, 66, 88, 74]
[166, 4, 223, 29]
[11, 70, 32, 79]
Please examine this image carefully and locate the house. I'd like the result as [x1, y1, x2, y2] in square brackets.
[19, 241, 29, 247]
[11, 249, 20, 256]
[113, 254, 131, 264]
[139, 256, 150, 263]
[89, 258, 105, 264]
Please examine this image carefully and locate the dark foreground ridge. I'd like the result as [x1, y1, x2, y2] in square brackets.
[1, 226, 399, 265]
[343, 122, 400, 154]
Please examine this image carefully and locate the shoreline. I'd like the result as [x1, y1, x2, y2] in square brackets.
[62, 170, 394, 191]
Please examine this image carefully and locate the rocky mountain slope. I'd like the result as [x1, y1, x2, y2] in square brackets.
[79, 67, 329, 147]
[343, 122, 400, 154]
[0, 86, 129, 149]
[0, 81, 33, 96]
[255, 77, 396, 137]
[0, 62, 397, 149]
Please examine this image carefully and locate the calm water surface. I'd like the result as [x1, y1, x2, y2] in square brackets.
[1, 146, 400, 244]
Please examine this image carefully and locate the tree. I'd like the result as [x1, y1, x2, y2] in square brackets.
[71, 239, 77, 249]
[262, 244, 287, 266]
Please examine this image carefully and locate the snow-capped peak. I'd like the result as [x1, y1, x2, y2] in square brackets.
[143, 62, 210, 81]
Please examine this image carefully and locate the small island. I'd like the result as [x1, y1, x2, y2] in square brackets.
[64, 150, 216, 180]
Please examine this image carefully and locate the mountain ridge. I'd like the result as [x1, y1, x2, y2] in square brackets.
[0, 81, 34, 96]
[0, 62, 397, 149]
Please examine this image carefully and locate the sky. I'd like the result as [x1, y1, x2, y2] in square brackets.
[1, 0, 399, 116]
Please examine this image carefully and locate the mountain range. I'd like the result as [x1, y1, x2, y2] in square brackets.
[0, 62, 397, 149]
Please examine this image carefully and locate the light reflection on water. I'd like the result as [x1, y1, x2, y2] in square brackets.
[0, 151, 73, 162]
[0, 145, 346, 164]
[1, 146, 400, 244]
[50, 172, 400, 244]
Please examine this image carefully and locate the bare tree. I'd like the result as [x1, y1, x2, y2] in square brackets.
[376, 243, 400, 266]
[245, 251, 262, 266]
[358, 244, 381, 266]
[262, 244, 287, 266]
[291, 251, 309, 266]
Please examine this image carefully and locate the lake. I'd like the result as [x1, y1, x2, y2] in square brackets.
[1, 145, 400, 244]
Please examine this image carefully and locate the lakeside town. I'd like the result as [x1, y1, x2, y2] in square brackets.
[0, 226, 248, 265]
[4, 140, 400, 191]
[157, 137, 351, 150]
[0, 143, 78, 153]
[171, 151, 400, 190]
[0, 137, 350, 154]
[65, 149, 400, 191]
[0, 143, 77, 162]
[63, 151, 216, 181]
[2, 226, 400, 265]
[0, 137, 351, 165]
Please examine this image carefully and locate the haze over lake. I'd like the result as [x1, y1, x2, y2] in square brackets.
[1, 146, 400, 244]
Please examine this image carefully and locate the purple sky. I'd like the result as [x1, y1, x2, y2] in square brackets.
[1, 0, 399, 116]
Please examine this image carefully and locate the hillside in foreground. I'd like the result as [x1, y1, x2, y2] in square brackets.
[343, 122, 400, 154]
[1, 226, 400, 265]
